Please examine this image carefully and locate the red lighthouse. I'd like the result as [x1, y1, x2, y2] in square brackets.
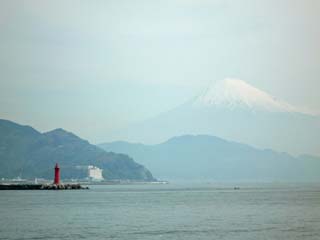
[54, 163, 60, 185]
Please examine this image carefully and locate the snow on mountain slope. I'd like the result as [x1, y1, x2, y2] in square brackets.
[192, 78, 305, 114]
[103, 78, 320, 155]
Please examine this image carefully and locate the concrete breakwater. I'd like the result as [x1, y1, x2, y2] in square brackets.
[0, 183, 89, 190]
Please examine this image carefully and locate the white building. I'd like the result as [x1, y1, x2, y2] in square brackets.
[88, 165, 104, 181]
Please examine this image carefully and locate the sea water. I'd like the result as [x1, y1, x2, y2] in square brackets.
[0, 183, 320, 240]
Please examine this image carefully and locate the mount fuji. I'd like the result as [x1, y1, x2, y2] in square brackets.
[107, 78, 320, 156]
[193, 78, 304, 113]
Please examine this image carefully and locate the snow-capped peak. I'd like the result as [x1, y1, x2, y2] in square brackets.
[193, 78, 300, 113]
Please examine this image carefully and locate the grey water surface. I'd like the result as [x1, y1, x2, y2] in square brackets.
[0, 183, 320, 240]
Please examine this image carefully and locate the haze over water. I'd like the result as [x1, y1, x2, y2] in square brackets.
[1, 1, 320, 239]
[1, 184, 320, 240]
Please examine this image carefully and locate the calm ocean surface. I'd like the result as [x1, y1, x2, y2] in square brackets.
[0, 183, 320, 240]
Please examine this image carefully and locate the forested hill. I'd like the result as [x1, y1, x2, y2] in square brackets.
[0, 119, 155, 181]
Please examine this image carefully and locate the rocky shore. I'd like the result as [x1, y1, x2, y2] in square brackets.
[0, 183, 89, 190]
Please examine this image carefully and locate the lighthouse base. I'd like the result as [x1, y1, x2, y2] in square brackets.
[0, 183, 89, 190]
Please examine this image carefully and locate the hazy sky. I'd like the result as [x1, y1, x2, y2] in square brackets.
[1, 0, 319, 143]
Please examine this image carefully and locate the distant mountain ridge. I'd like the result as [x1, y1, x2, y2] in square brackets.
[106, 78, 320, 155]
[99, 135, 320, 182]
[0, 119, 155, 181]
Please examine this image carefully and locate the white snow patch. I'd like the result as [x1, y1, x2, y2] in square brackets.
[193, 78, 309, 114]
